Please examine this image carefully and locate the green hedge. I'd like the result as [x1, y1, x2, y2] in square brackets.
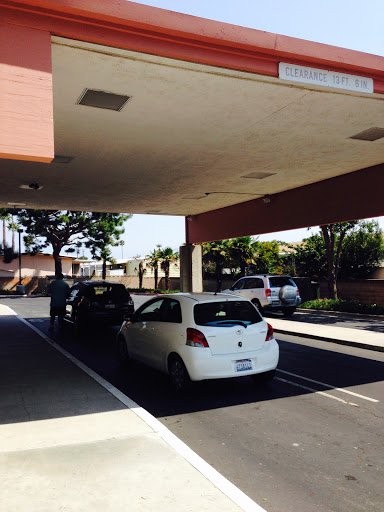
[127, 288, 180, 294]
[300, 298, 384, 315]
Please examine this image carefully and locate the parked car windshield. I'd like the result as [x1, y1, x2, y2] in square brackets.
[269, 277, 295, 288]
[194, 300, 262, 326]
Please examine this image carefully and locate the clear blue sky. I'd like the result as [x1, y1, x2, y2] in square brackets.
[108, 0, 384, 259]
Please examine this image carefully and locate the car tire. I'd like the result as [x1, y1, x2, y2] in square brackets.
[282, 307, 296, 317]
[168, 355, 191, 392]
[251, 299, 264, 315]
[116, 335, 130, 366]
[251, 369, 276, 384]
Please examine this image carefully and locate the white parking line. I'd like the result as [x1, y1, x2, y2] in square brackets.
[277, 369, 379, 403]
[276, 377, 359, 407]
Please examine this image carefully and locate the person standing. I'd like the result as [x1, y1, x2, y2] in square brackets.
[48, 273, 70, 329]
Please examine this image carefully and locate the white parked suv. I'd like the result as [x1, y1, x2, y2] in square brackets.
[223, 275, 301, 316]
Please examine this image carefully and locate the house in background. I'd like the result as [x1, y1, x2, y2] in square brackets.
[73, 258, 180, 279]
[0, 253, 74, 278]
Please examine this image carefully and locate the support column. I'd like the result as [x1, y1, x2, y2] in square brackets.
[179, 244, 203, 293]
[0, 22, 54, 162]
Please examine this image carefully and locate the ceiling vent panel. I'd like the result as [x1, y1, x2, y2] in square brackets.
[77, 89, 131, 111]
[241, 172, 277, 179]
[349, 127, 384, 141]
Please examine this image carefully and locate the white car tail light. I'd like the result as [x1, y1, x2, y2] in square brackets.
[186, 328, 210, 348]
[266, 323, 274, 341]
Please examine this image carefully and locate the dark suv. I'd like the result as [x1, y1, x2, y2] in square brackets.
[66, 281, 134, 332]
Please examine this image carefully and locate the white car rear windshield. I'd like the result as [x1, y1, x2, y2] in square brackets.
[269, 277, 295, 287]
[194, 300, 262, 326]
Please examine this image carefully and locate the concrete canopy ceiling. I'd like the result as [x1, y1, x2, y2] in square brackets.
[1, 36, 384, 216]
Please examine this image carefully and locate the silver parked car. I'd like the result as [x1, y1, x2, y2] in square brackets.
[223, 275, 301, 316]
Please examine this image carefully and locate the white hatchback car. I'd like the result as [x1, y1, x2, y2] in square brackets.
[116, 293, 279, 391]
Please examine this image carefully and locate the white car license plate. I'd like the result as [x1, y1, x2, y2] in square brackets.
[105, 304, 115, 309]
[235, 359, 252, 372]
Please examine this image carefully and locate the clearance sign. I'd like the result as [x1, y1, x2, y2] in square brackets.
[279, 62, 373, 93]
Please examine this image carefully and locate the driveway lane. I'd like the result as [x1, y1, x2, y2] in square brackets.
[2, 296, 384, 512]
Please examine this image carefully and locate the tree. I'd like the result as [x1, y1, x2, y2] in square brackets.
[320, 222, 358, 299]
[147, 245, 162, 289]
[291, 221, 383, 299]
[201, 240, 230, 291]
[85, 212, 131, 280]
[9, 214, 18, 251]
[14, 209, 130, 276]
[227, 237, 253, 275]
[248, 240, 283, 275]
[0, 209, 9, 250]
[159, 247, 179, 290]
[338, 220, 384, 279]
[0, 208, 19, 263]
[289, 234, 326, 279]
[133, 257, 146, 288]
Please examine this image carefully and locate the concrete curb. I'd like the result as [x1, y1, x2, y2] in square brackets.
[297, 308, 384, 321]
[274, 328, 384, 353]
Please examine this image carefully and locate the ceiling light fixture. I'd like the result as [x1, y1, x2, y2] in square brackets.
[77, 89, 131, 111]
[19, 183, 43, 190]
[262, 195, 271, 204]
[349, 127, 384, 141]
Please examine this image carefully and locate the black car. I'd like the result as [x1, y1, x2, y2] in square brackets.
[66, 281, 134, 332]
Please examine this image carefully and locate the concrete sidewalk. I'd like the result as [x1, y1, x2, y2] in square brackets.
[0, 305, 261, 512]
[269, 315, 384, 352]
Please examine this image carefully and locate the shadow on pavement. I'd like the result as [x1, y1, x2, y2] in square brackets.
[15, 315, 384, 421]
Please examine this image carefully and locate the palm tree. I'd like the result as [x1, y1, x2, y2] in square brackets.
[7, 215, 19, 251]
[159, 247, 179, 290]
[133, 257, 147, 288]
[147, 245, 162, 289]
[0, 211, 9, 250]
[228, 237, 254, 276]
[202, 240, 230, 291]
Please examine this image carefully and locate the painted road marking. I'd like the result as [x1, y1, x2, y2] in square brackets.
[277, 369, 379, 403]
[275, 377, 359, 407]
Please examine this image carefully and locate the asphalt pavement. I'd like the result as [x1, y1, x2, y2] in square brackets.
[0, 296, 383, 512]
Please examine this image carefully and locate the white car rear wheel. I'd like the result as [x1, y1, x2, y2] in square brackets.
[117, 336, 130, 366]
[168, 355, 191, 392]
